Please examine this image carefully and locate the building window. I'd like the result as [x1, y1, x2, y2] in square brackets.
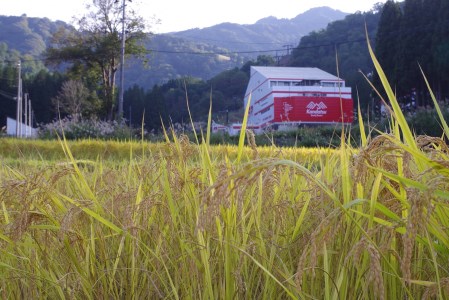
[260, 106, 271, 114]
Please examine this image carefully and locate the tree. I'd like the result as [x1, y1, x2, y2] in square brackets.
[24, 69, 64, 124]
[145, 84, 167, 132]
[123, 84, 145, 127]
[51, 79, 96, 119]
[45, 0, 148, 121]
[430, 0, 449, 101]
[397, 0, 425, 104]
[374, 0, 402, 94]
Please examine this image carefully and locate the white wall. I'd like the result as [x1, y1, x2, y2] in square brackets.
[6, 117, 38, 138]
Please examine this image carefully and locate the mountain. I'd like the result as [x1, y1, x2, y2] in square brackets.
[127, 7, 347, 87]
[0, 7, 347, 88]
[166, 7, 347, 53]
[0, 15, 74, 76]
[0, 14, 69, 56]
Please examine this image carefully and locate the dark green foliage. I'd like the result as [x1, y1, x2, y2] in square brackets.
[24, 70, 65, 124]
[407, 105, 449, 137]
[0, 64, 18, 127]
[0, 15, 67, 74]
[205, 125, 350, 147]
[374, 0, 402, 95]
[376, 0, 449, 107]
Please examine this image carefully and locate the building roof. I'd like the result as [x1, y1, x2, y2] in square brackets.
[251, 66, 343, 81]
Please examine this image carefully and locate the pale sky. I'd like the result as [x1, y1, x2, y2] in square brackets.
[1, 0, 387, 33]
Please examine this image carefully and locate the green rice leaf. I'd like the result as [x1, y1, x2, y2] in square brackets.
[357, 91, 367, 147]
[365, 27, 417, 151]
[419, 65, 449, 141]
[58, 193, 123, 234]
[237, 94, 252, 164]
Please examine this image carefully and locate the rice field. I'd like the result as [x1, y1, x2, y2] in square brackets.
[0, 42, 449, 299]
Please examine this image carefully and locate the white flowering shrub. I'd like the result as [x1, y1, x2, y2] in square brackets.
[38, 116, 137, 140]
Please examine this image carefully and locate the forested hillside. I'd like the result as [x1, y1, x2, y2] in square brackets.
[169, 7, 347, 52]
[374, 0, 449, 108]
[0, 15, 70, 74]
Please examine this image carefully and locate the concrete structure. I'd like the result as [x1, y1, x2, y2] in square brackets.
[6, 117, 37, 138]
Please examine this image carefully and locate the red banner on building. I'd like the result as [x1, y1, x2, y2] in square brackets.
[273, 96, 353, 123]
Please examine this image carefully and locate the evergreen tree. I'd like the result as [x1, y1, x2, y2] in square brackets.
[123, 84, 145, 127]
[432, 0, 449, 101]
[419, 0, 441, 105]
[25, 70, 64, 124]
[0, 64, 18, 127]
[374, 0, 402, 94]
[145, 85, 167, 132]
[398, 0, 426, 105]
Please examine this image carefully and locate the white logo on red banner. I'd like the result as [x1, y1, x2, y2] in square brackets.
[306, 101, 327, 117]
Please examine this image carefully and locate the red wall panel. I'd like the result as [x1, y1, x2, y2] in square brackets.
[273, 96, 353, 123]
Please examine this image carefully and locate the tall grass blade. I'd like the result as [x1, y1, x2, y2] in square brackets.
[58, 193, 123, 234]
[184, 80, 200, 145]
[206, 90, 213, 146]
[160, 116, 170, 143]
[237, 93, 252, 164]
[357, 90, 367, 147]
[419, 64, 449, 141]
[365, 26, 417, 151]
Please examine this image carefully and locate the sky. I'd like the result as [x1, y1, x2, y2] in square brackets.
[1, 0, 387, 33]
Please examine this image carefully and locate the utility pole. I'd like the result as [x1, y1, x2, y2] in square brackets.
[118, 0, 131, 121]
[24, 93, 28, 138]
[275, 50, 281, 66]
[28, 97, 32, 137]
[16, 61, 21, 138]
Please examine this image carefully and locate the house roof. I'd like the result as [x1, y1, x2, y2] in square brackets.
[251, 66, 343, 81]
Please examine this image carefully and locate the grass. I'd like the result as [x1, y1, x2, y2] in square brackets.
[1, 42, 449, 299]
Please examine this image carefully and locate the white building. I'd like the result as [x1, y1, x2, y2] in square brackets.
[233, 66, 353, 134]
[6, 117, 37, 138]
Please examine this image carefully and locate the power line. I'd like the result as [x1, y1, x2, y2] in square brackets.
[0, 89, 17, 100]
[145, 48, 287, 55]
[0, 37, 377, 64]
[163, 33, 299, 45]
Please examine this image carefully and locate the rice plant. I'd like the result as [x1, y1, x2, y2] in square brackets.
[0, 40, 449, 299]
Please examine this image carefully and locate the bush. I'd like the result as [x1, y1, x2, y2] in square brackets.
[407, 105, 449, 136]
[38, 116, 138, 140]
